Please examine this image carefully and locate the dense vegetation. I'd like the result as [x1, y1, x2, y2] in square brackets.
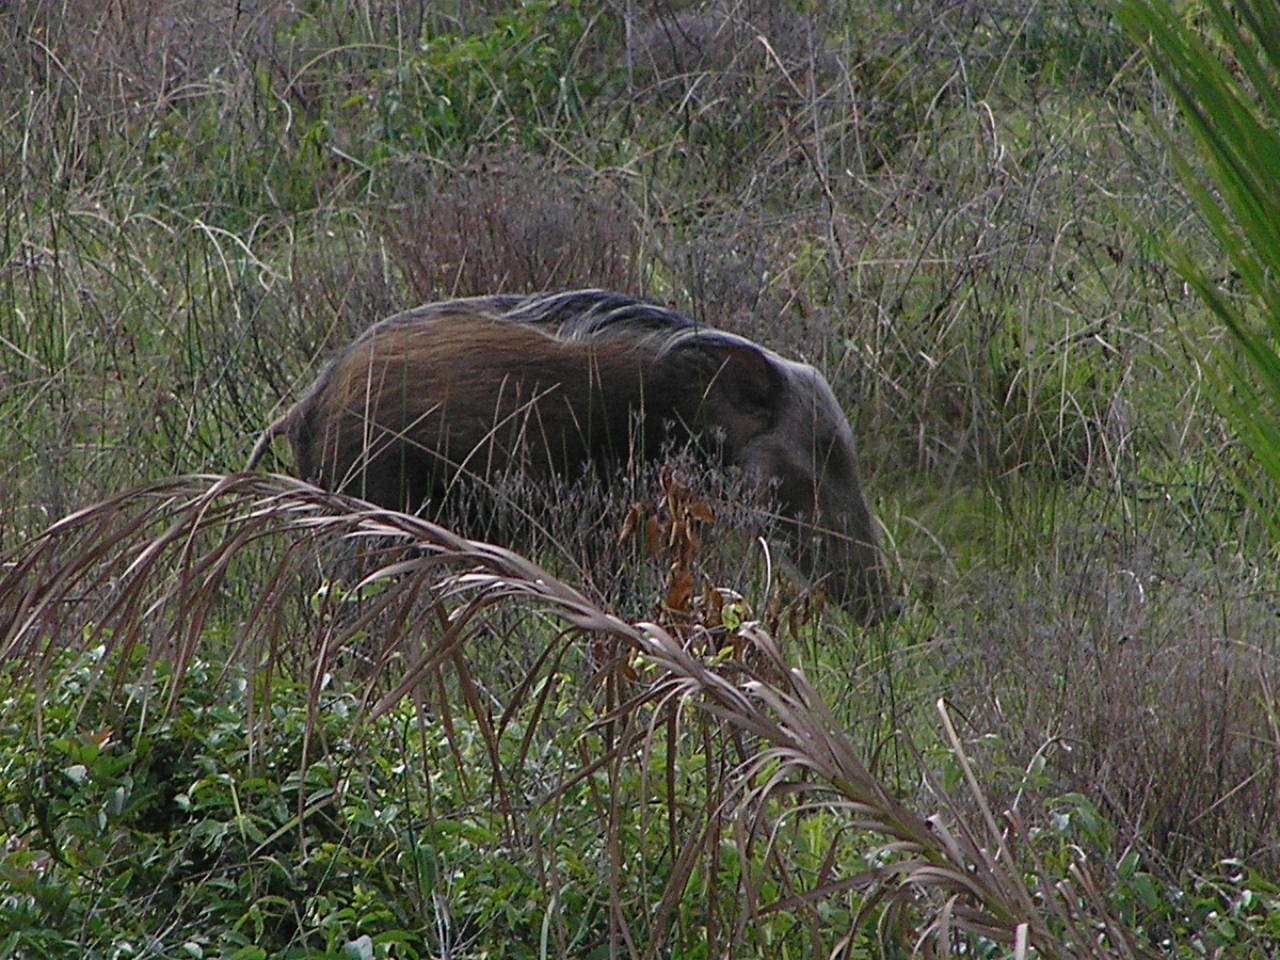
[1, 1, 1278, 956]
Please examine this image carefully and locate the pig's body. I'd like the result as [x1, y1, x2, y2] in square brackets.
[249, 290, 890, 621]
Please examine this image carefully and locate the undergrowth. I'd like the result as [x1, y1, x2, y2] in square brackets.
[1, 0, 1278, 956]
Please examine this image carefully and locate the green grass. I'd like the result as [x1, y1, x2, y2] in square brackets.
[2, 0, 1279, 955]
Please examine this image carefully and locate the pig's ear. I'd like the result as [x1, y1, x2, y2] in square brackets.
[707, 340, 780, 410]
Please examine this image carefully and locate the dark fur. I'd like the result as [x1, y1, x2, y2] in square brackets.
[249, 290, 891, 621]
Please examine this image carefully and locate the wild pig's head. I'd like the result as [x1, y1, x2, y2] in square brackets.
[689, 334, 891, 623]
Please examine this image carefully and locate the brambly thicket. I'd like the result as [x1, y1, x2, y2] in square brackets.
[2, 1, 1278, 957]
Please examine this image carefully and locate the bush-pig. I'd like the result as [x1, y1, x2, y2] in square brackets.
[248, 290, 891, 622]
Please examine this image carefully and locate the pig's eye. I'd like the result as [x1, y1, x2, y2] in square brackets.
[818, 438, 848, 478]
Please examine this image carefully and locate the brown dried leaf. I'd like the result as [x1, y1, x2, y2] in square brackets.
[665, 568, 695, 613]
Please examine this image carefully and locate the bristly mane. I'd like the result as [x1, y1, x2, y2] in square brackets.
[501, 290, 699, 341]
[373, 289, 751, 357]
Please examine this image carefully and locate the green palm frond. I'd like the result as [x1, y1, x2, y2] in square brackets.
[1118, 0, 1280, 516]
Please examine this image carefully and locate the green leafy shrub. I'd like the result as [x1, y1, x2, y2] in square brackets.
[358, 0, 608, 158]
